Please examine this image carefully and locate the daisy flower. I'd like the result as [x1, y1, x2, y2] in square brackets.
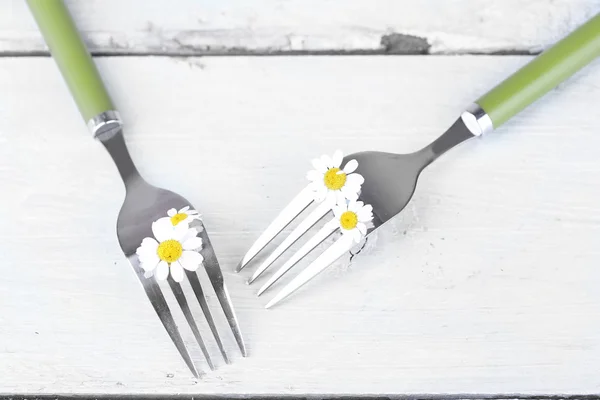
[165, 206, 201, 227]
[331, 200, 374, 243]
[307, 150, 364, 205]
[136, 218, 204, 282]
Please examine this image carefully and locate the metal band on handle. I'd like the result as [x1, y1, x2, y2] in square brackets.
[87, 110, 123, 139]
[460, 103, 493, 136]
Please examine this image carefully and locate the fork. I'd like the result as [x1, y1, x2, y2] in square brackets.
[27, 0, 246, 377]
[238, 13, 600, 308]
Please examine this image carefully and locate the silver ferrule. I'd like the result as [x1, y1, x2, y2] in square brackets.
[460, 103, 493, 136]
[87, 110, 123, 139]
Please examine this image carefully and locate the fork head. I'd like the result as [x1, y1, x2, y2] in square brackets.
[238, 117, 475, 307]
[102, 129, 246, 378]
[351, 150, 424, 228]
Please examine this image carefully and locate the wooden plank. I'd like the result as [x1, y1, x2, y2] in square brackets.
[1, 0, 599, 55]
[1, 55, 600, 395]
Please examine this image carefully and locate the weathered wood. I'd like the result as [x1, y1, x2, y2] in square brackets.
[1, 0, 599, 55]
[1, 56, 600, 394]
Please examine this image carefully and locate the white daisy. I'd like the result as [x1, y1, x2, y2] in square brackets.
[164, 206, 201, 227]
[307, 150, 364, 205]
[136, 218, 204, 283]
[331, 200, 374, 243]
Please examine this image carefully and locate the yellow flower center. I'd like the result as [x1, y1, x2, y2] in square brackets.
[340, 211, 358, 230]
[157, 239, 183, 263]
[170, 213, 187, 226]
[323, 168, 347, 190]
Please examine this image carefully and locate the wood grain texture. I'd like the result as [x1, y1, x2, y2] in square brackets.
[1, 0, 599, 55]
[1, 55, 600, 394]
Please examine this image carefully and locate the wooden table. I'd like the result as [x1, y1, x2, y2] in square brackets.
[1, 0, 600, 396]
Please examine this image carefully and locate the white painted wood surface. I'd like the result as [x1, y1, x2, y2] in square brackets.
[3, 0, 600, 395]
[2, 0, 599, 54]
[1, 55, 600, 395]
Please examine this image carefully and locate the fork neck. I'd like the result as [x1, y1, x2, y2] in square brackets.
[89, 111, 142, 189]
[414, 116, 478, 168]
[98, 128, 142, 188]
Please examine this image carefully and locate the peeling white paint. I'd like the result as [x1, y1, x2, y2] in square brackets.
[2, 0, 598, 54]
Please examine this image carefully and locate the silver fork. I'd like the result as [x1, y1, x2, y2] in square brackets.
[27, 0, 246, 377]
[237, 13, 600, 308]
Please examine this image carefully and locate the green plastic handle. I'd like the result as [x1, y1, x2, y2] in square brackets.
[477, 13, 600, 128]
[27, 0, 114, 123]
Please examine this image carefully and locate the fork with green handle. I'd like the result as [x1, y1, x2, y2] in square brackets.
[27, 0, 246, 377]
[237, 14, 600, 308]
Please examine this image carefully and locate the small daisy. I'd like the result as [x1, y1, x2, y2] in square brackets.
[166, 206, 201, 227]
[331, 200, 374, 243]
[307, 150, 364, 205]
[136, 218, 204, 282]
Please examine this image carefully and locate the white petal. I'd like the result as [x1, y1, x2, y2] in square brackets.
[311, 158, 327, 173]
[180, 251, 203, 271]
[137, 237, 158, 253]
[308, 180, 321, 190]
[343, 159, 358, 174]
[137, 245, 157, 259]
[332, 205, 344, 217]
[346, 173, 364, 186]
[179, 206, 190, 213]
[183, 237, 203, 250]
[343, 182, 362, 195]
[171, 223, 189, 241]
[351, 228, 362, 242]
[170, 262, 184, 282]
[349, 201, 363, 212]
[167, 208, 177, 217]
[186, 209, 199, 215]
[332, 150, 343, 168]
[137, 247, 157, 261]
[327, 218, 341, 230]
[306, 170, 322, 181]
[358, 204, 374, 221]
[357, 222, 367, 235]
[321, 154, 333, 168]
[325, 190, 337, 206]
[155, 216, 173, 227]
[180, 228, 199, 244]
[152, 219, 174, 242]
[139, 257, 159, 272]
[140, 257, 159, 272]
[156, 261, 169, 280]
[336, 202, 349, 213]
[310, 180, 326, 192]
[138, 246, 159, 263]
[341, 186, 359, 202]
[335, 190, 346, 205]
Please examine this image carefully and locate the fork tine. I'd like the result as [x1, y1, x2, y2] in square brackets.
[256, 219, 338, 296]
[168, 279, 214, 370]
[247, 201, 332, 284]
[236, 185, 314, 272]
[208, 273, 247, 357]
[128, 257, 200, 378]
[186, 271, 230, 364]
[200, 229, 247, 356]
[265, 234, 356, 309]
